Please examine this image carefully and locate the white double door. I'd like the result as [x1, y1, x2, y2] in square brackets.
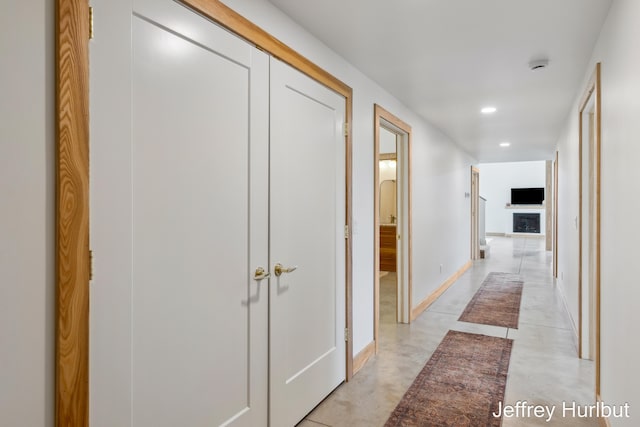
[90, 1, 346, 426]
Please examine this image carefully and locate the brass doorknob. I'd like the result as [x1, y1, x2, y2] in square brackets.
[274, 263, 297, 277]
[253, 267, 270, 281]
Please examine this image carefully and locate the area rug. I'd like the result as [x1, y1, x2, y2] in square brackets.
[458, 272, 524, 329]
[385, 330, 513, 427]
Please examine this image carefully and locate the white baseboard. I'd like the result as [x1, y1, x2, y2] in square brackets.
[556, 278, 579, 354]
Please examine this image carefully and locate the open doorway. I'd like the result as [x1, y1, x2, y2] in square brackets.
[553, 151, 559, 278]
[373, 104, 412, 353]
[379, 130, 398, 325]
[578, 63, 601, 397]
[470, 167, 480, 260]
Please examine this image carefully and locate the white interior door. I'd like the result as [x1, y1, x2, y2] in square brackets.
[269, 58, 346, 427]
[90, 0, 269, 425]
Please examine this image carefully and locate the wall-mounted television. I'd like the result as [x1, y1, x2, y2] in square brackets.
[511, 187, 544, 205]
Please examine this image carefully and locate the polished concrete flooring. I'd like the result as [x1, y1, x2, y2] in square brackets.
[379, 272, 398, 325]
[298, 236, 598, 427]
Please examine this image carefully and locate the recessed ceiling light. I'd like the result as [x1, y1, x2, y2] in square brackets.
[500, 142, 511, 147]
[481, 107, 497, 114]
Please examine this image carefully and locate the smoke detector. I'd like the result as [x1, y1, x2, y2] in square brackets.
[529, 58, 549, 71]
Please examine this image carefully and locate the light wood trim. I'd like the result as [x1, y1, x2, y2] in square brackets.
[411, 260, 472, 321]
[379, 153, 397, 161]
[577, 63, 601, 397]
[408, 122, 412, 328]
[578, 104, 583, 359]
[579, 67, 599, 114]
[375, 104, 412, 130]
[599, 416, 611, 427]
[553, 151, 559, 278]
[179, 0, 351, 98]
[470, 167, 480, 260]
[373, 104, 412, 355]
[56, 0, 90, 425]
[345, 98, 354, 381]
[594, 62, 602, 398]
[545, 160, 552, 250]
[597, 395, 612, 427]
[373, 111, 381, 355]
[352, 341, 375, 376]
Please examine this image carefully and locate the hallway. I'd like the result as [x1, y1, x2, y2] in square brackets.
[298, 237, 597, 426]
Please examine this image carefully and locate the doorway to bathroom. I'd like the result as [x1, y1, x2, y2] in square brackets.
[373, 105, 412, 354]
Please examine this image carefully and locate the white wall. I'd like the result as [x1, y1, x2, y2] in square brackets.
[0, 2, 475, 422]
[379, 127, 396, 154]
[478, 161, 547, 234]
[0, 2, 55, 426]
[221, 0, 476, 354]
[555, 0, 639, 424]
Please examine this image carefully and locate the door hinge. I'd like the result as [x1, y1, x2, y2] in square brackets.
[343, 122, 349, 138]
[397, 234, 401, 241]
[89, 7, 94, 39]
[89, 249, 93, 281]
[344, 224, 349, 239]
[344, 328, 349, 342]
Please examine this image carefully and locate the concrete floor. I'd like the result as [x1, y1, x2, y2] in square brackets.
[379, 272, 398, 325]
[298, 236, 598, 427]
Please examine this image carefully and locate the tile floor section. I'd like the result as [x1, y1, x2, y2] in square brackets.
[297, 236, 598, 427]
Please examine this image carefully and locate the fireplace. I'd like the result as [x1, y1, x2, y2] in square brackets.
[513, 213, 541, 233]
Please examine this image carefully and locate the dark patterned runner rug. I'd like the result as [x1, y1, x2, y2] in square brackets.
[458, 272, 524, 329]
[385, 331, 513, 427]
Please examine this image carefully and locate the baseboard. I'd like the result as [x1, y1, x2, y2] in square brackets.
[352, 340, 375, 376]
[410, 260, 472, 321]
[556, 279, 579, 354]
[597, 395, 612, 427]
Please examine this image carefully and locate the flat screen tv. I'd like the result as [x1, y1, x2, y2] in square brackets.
[511, 187, 544, 205]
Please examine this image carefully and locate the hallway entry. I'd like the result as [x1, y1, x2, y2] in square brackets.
[373, 105, 412, 353]
[86, 1, 349, 426]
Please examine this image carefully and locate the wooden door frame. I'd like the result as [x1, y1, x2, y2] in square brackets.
[545, 160, 553, 251]
[553, 151, 559, 278]
[577, 63, 601, 398]
[55, 0, 354, 424]
[56, 0, 90, 424]
[470, 167, 480, 260]
[373, 104, 412, 354]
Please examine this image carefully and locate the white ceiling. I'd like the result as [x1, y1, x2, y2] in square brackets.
[268, 0, 612, 162]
